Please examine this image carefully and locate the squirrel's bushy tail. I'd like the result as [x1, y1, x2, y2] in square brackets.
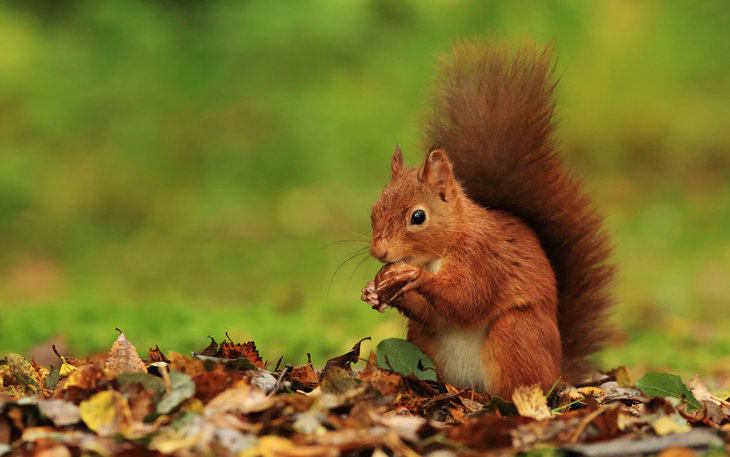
[424, 39, 614, 381]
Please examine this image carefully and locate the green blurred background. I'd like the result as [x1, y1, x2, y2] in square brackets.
[1, 1, 729, 383]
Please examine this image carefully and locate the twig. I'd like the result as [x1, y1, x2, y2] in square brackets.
[269, 363, 292, 396]
[573, 375, 615, 388]
[570, 406, 614, 444]
[273, 355, 284, 372]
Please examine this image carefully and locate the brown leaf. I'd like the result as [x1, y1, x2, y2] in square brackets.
[31, 360, 50, 391]
[104, 329, 147, 377]
[219, 340, 265, 368]
[448, 415, 532, 451]
[0, 417, 10, 444]
[322, 338, 369, 374]
[168, 350, 205, 377]
[192, 371, 245, 404]
[197, 336, 219, 357]
[289, 354, 319, 389]
[320, 366, 361, 395]
[147, 345, 170, 364]
[360, 365, 404, 397]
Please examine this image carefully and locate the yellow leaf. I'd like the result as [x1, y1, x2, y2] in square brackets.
[59, 356, 77, 377]
[181, 397, 204, 414]
[239, 436, 294, 457]
[62, 364, 103, 391]
[607, 366, 632, 387]
[512, 384, 553, 420]
[0, 353, 38, 398]
[653, 416, 691, 435]
[577, 386, 604, 398]
[79, 390, 132, 437]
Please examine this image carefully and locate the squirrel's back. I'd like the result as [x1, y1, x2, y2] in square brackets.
[424, 39, 614, 381]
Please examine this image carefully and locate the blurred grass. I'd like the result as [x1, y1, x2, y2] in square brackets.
[0, 0, 729, 382]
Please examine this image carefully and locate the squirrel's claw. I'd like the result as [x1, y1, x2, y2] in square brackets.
[361, 280, 388, 311]
[374, 263, 422, 305]
[375, 263, 421, 294]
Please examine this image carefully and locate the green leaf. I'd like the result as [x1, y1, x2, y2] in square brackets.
[45, 365, 60, 391]
[376, 338, 437, 382]
[635, 372, 702, 412]
[116, 372, 165, 395]
[156, 371, 195, 414]
[486, 395, 518, 416]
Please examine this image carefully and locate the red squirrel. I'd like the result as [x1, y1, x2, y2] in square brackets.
[361, 40, 614, 399]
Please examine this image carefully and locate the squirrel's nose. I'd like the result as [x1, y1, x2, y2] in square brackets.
[370, 242, 388, 262]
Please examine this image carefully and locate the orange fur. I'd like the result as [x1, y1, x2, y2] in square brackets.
[363, 39, 614, 400]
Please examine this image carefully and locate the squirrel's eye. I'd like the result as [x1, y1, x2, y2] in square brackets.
[410, 209, 426, 225]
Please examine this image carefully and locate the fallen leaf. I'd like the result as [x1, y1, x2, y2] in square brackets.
[45, 365, 60, 391]
[168, 350, 205, 376]
[219, 340, 265, 369]
[205, 385, 275, 416]
[115, 372, 165, 396]
[79, 391, 132, 437]
[149, 414, 212, 454]
[658, 446, 699, 457]
[60, 363, 104, 391]
[104, 329, 147, 377]
[375, 338, 437, 382]
[156, 370, 195, 414]
[653, 415, 691, 435]
[512, 384, 553, 420]
[0, 354, 39, 398]
[58, 357, 77, 377]
[147, 346, 170, 364]
[192, 371, 242, 403]
[37, 399, 81, 427]
[320, 367, 362, 395]
[323, 337, 370, 374]
[290, 360, 319, 389]
[636, 372, 702, 412]
[195, 336, 219, 357]
[606, 366, 632, 387]
[30, 360, 49, 390]
[577, 386, 604, 399]
[377, 411, 426, 442]
[360, 364, 404, 397]
[687, 374, 716, 405]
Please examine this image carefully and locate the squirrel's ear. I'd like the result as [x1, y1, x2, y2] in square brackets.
[421, 149, 454, 201]
[391, 144, 405, 178]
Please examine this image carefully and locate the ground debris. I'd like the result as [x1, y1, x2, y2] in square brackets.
[0, 332, 728, 456]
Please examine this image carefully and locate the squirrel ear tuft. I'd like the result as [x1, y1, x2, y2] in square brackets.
[421, 149, 454, 201]
[391, 145, 405, 178]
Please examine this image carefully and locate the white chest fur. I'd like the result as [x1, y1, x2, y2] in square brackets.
[432, 325, 488, 391]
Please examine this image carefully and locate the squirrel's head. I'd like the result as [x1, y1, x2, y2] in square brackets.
[369, 145, 464, 267]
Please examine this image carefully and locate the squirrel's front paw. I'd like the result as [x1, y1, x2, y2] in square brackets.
[375, 262, 422, 304]
[361, 281, 388, 312]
